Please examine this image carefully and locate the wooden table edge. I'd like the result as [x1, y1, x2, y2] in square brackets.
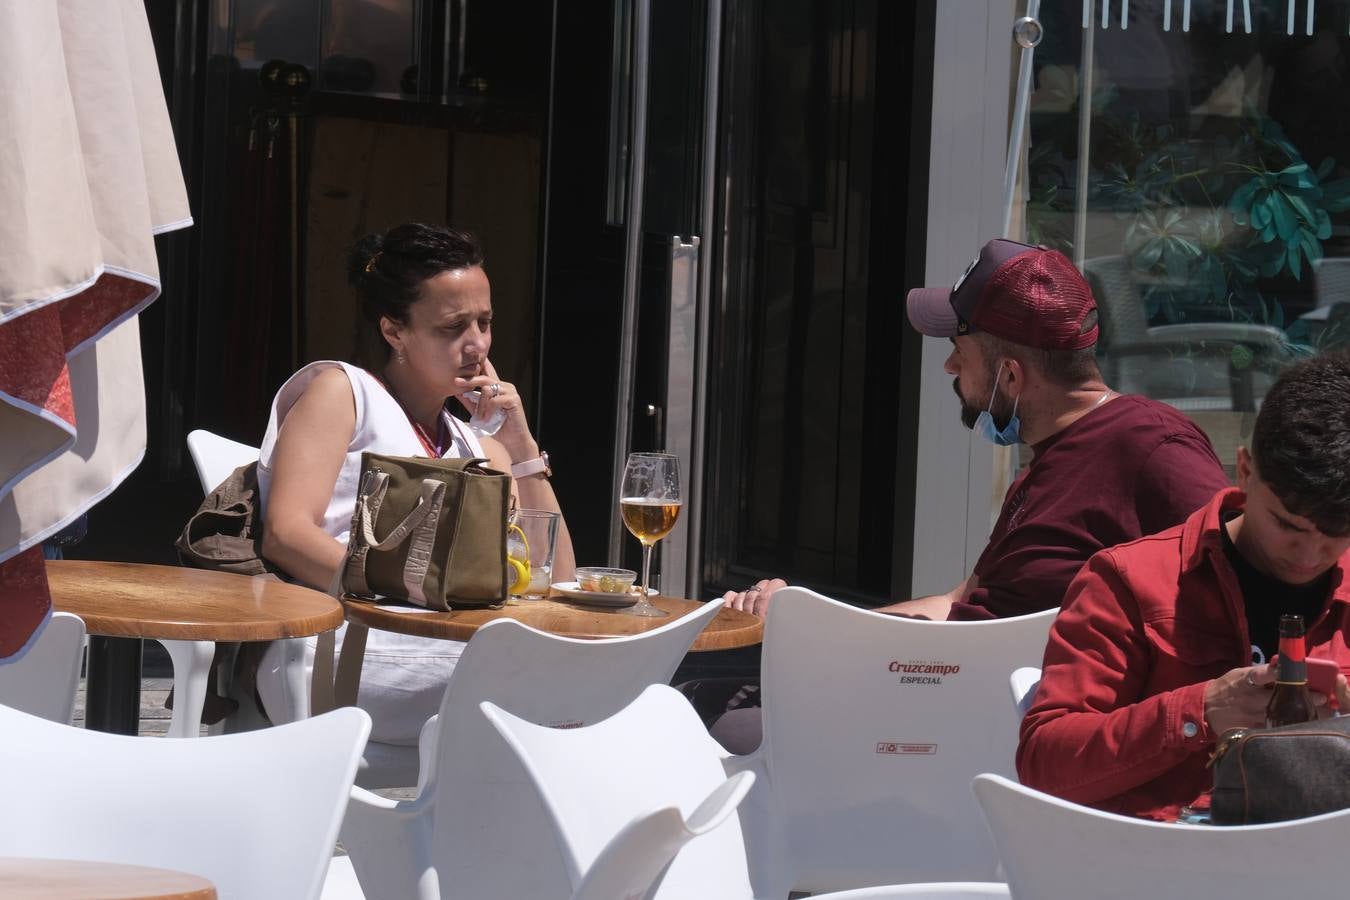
[52, 608, 347, 643]
[340, 595, 763, 650]
[0, 857, 217, 899]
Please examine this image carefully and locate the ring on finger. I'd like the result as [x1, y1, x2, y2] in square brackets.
[1246, 670, 1257, 688]
[744, 585, 761, 594]
[490, 382, 502, 398]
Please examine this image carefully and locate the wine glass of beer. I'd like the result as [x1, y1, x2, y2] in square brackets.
[620, 452, 681, 618]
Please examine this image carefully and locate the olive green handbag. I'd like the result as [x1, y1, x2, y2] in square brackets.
[341, 452, 511, 610]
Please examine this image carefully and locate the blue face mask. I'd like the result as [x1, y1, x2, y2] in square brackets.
[973, 364, 1021, 446]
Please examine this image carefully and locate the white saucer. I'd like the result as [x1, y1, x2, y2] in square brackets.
[551, 581, 640, 608]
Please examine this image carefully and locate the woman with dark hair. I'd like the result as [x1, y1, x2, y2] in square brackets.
[255, 222, 574, 743]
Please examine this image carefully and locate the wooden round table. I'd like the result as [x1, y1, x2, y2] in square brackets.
[335, 592, 762, 706]
[341, 592, 762, 648]
[0, 858, 216, 899]
[47, 560, 344, 735]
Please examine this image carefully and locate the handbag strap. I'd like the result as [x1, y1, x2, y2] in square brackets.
[357, 478, 447, 550]
[343, 472, 449, 599]
[342, 469, 388, 597]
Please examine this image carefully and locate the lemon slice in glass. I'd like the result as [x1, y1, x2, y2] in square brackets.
[507, 557, 531, 594]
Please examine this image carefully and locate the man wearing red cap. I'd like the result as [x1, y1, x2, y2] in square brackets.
[728, 239, 1229, 622]
[697, 240, 1230, 753]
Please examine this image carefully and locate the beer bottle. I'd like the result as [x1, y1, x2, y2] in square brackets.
[1265, 614, 1316, 728]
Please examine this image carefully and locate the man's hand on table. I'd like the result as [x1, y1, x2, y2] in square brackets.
[722, 578, 960, 621]
[1203, 663, 1333, 735]
[723, 578, 787, 618]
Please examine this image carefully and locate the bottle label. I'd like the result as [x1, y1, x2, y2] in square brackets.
[1276, 636, 1308, 684]
[1278, 636, 1307, 663]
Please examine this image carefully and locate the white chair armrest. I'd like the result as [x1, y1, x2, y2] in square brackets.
[571, 773, 755, 900]
[720, 745, 766, 777]
[570, 807, 691, 900]
[686, 770, 756, 835]
[341, 786, 438, 900]
[1009, 667, 1042, 718]
[415, 713, 441, 795]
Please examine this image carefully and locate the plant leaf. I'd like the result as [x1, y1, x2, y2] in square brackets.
[1135, 239, 1163, 271]
[1316, 208, 1332, 240]
[1271, 194, 1298, 241]
[1277, 163, 1314, 188]
[1229, 178, 1260, 215]
[1251, 197, 1271, 229]
[1285, 192, 1315, 225]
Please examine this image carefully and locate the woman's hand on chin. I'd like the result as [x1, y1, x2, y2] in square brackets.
[453, 358, 536, 459]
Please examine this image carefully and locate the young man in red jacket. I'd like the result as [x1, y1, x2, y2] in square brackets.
[1018, 352, 1350, 820]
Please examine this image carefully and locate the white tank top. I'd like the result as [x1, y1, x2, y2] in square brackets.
[258, 360, 486, 544]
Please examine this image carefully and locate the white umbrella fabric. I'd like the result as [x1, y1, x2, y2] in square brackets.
[0, 0, 191, 660]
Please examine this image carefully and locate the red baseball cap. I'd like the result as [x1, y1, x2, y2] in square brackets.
[906, 239, 1098, 351]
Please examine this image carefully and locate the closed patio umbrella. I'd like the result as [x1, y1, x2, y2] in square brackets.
[0, 0, 190, 660]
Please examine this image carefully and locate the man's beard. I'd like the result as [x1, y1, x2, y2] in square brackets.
[954, 377, 1016, 431]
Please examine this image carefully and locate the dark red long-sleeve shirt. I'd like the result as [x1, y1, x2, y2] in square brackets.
[950, 394, 1229, 621]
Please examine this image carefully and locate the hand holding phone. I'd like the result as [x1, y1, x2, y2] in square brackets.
[1272, 654, 1340, 695]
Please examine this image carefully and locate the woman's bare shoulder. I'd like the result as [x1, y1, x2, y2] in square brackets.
[296, 366, 356, 410]
[278, 366, 357, 438]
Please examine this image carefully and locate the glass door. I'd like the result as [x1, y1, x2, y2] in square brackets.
[697, 0, 931, 605]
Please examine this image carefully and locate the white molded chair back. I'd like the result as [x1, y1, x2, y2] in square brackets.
[485, 685, 756, 899]
[973, 773, 1350, 897]
[1009, 666, 1041, 718]
[752, 588, 1056, 892]
[341, 600, 724, 900]
[0, 612, 85, 723]
[186, 428, 261, 494]
[0, 704, 370, 900]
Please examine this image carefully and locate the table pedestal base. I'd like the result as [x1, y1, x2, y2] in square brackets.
[85, 636, 142, 734]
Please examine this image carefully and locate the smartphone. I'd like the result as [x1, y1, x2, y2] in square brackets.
[1272, 655, 1341, 695]
[1308, 657, 1342, 696]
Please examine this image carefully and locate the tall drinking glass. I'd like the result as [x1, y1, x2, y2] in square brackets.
[619, 452, 681, 618]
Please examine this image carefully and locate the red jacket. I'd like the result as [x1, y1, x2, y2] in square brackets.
[1017, 488, 1350, 820]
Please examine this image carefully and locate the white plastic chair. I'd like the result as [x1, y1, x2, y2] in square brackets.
[487, 685, 756, 900]
[1009, 666, 1041, 718]
[973, 773, 1350, 897]
[0, 611, 85, 723]
[183, 429, 311, 738]
[0, 703, 371, 900]
[737, 588, 1057, 894]
[484, 684, 947, 900]
[186, 428, 262, 494]
[340, 600, 725, 900]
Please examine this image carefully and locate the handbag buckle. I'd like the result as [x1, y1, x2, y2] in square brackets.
[1207, 727, 1249, 768]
